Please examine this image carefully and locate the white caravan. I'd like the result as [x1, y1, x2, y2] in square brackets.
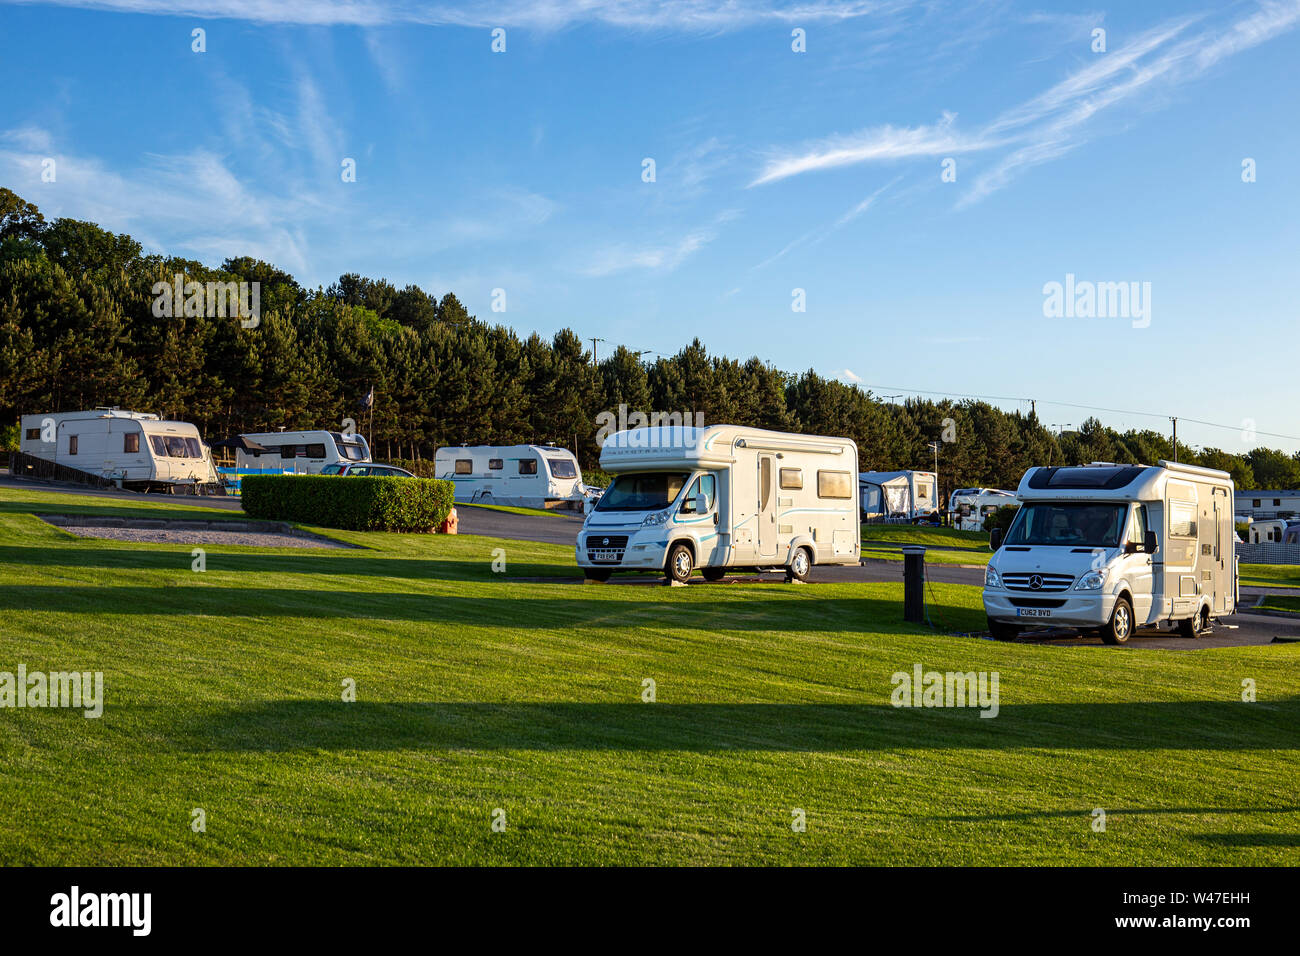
[19, 409, 217, 491]
[859, 470, 938, 522]
[1248, 519, 1286, 544]
[577, 424, 860, 583]
[948, 487, 1018, 531]
[236, 430, 371, 474]
[983, 461, 1236, 645]
[434, 444, 588, 509]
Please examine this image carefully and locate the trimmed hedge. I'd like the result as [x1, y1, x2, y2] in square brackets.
[242, 474, 456, 532]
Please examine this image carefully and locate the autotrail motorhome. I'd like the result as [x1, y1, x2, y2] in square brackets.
[859, 470, 938, 522]
[577, 424, 860, 583]
[18, 409, 218, 491]
[236, 430, 371, 474]
[434, 444, 588, 509]
[983, 461, 1236, 644]
[948, 487, 1017, 531]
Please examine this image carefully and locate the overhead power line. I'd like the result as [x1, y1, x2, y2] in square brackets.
[857, 383, 1300, 444]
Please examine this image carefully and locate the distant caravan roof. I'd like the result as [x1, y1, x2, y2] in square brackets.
[599, 424, 854, 471]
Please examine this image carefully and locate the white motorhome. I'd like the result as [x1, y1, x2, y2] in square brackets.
[948, 487, 1018, 531]
[236, 430, 371, 474]
[434, 444, 588, 509]
[18, 409, 218, 491]
[859, 470, 938, 522]
[577, 424, 860, 583]
[984, 461, 1236, 644]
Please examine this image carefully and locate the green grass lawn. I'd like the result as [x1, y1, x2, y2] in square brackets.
[459, 501, 579, 519]
[1240, 564, 1300, 589]
[861, 523, 991, 549]
[1258, 595, 1300, 614]
[862, 547, 990, 566]
[1, 485, 1298, 866]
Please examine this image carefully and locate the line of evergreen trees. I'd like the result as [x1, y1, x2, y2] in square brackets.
[3, 186, 1298, 494]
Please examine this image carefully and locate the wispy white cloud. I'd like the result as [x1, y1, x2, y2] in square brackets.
[4, 0, 905, 31]
[751, 1, 1300, 204]
[579, 209, 739, 277]
[752, 177, 897, 270]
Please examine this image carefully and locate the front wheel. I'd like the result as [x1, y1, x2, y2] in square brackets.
[1101, 596, 1134, 645]
[666, 543, 694, 584]
[786, 546, 812, 583]
[987, 616, 1019, 641]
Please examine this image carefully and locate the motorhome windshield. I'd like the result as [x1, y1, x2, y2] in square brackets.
[1005, 502, 1127, 548]
[596, 473, 689, 512]
[546, 457, 578, 479]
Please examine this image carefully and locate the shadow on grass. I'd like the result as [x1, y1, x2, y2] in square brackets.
[0, 584, 912, 629]
[1190, 833, 1300, 846]
[162, 699, 1300, 753]
[930, 807, 1300, 822]
[0, 546, 576, 581]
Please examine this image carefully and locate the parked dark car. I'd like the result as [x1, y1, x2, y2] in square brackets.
[320, 463, 416, 478]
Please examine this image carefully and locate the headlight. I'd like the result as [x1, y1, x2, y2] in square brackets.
[641, 509, 672, 528]
[1075, 569, 1106, 590]
[985, 566, 1000, 588]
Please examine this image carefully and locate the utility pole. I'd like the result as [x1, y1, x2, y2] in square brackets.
[928, 440, 940, 510]
[1170, 417, 1178, 463]
[590, 337, 605, 365]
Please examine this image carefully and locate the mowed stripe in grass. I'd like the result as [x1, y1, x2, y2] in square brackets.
[1, 486, 1298, 865]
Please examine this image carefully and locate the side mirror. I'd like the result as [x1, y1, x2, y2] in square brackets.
[1143, 530, 1158, 554]
[695, 493, 709, 515]
[990, 527, 1003, 551]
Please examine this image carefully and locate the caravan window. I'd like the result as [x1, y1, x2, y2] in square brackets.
[518, 459, 539, 475]
[546, 457, 578, 479]
[488, 459, 503, 470]
[303, 443, 326, 459]
[150, 435, 167, 456]
[68, 435, 78, 455]
[336, 440, 368, 461]
[454, 459, 473, 475]
[124, 433, 139, 454]
[24, 428, 40, 440]
[1169, 500, 1197, 538]
[185, 437, 202, 457]
[165, 436, 189, 458]
[779, 468, 803, 490]
[817, 470, 853, 499]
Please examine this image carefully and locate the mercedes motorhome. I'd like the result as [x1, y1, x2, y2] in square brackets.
[577, 424, 860, 583]
[983, 461, 1236, 644]
[19, 409, 218, 492]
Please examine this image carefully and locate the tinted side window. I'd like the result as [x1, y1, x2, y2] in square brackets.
[489, 459, 503, 470]
[455, 459, 473, 474]
[519, 459, 538, 475]
[817, 470, 852, 499]
[124, 433, 139, 453]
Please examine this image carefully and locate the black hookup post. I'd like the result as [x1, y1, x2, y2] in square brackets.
[902, 545, 926, 624]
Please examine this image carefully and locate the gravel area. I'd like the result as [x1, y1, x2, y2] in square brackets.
[58, 526, 347, 549]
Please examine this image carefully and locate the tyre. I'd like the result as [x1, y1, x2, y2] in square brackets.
[786, 546, 812, 583]
[665, 543, 694, 584]
[583, 568, 611, 583]
[1101, 596, 1134, 645]
[1178, 606, 1207, 639]
[987, 616, 1019, 640]
[701, 567, 727, 582]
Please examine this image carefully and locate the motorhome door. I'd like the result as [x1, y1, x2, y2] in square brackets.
[757, 454, 777, 558]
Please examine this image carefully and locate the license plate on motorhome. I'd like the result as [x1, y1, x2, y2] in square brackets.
[591, 550, 620, 563]
[1017, 608, 1052, 618]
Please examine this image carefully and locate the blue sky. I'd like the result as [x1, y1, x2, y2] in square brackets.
[2, 0, 1299, 453]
